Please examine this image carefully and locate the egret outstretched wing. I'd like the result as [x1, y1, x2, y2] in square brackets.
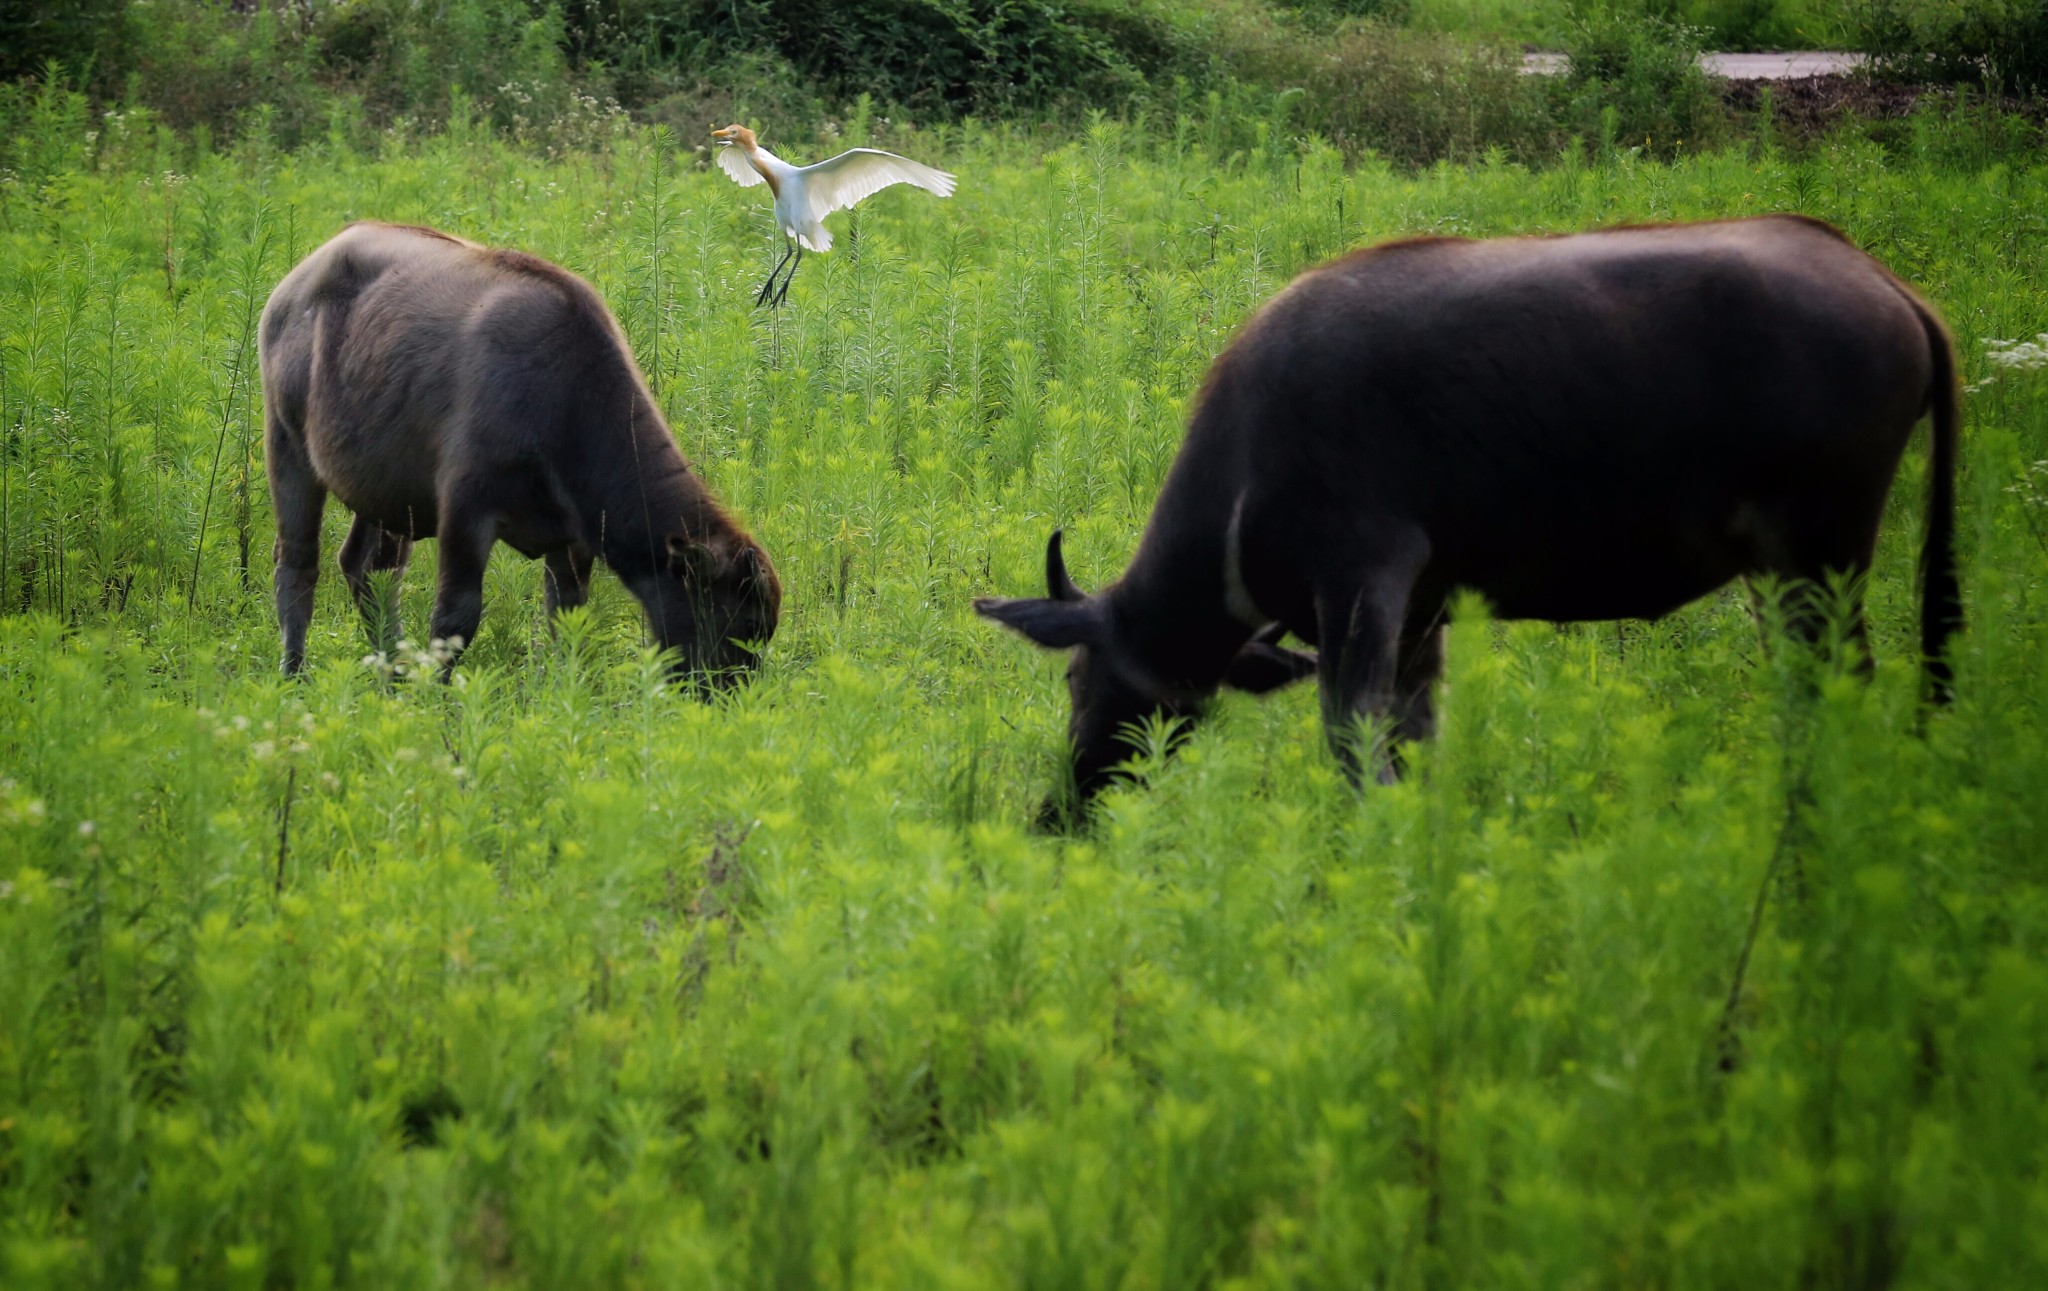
[799, 148, 957, 225]
[715, 145, 767, 188]
[710, 122, 954, 301]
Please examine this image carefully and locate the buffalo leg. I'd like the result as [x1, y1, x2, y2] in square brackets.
[1786, 571, 1873, 679]
[267, 412, 327, 676]
[1392, 618, 1447, 745]
[339, 513, 413, 655]
[1315, 539, 1429, 787]
[1755, 502, 1882, 678]
[543, 544, 595, 619]
[428, 502, 496, 668]
[1747, 574, 1873, 681]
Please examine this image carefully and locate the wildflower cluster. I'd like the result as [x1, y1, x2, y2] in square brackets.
[1985, 333, 2048, 371]
[492, 80, 626, 154]
[2009, 459, 2048, 512]
[0, 777, 48, 829]
[361, 636, 466, 685]
[194, 707, 316, 759]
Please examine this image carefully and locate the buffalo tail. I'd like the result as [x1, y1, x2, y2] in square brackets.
[1916, 300, 1962, 705]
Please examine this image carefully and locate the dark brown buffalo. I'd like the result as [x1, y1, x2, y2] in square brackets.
[261, 222, 779, 679]
[977, 215, 1961, 811]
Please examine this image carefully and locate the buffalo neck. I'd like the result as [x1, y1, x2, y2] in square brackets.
[586, 390, 729, 576]
[1106, 506, 1258, 699]
[1102, 399, 1271, 697]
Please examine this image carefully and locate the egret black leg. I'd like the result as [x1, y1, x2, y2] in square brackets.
[772, 246, 803, 307]
[754, 239, 794, 307]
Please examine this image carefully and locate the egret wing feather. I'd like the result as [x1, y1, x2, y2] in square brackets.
[798, 148, 957, 225]
[715, 146, 766, 188]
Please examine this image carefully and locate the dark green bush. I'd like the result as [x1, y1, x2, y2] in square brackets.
[1558, 7, 1724, 158]
[1662, 0, 1817, 50]
[1851, 0, 2048, 95]
[119, 1, 326, 146]
[633, 49, 834, 146]
[1283, 0, 1414, 23]
[29, 0, 1209, 142]
[116, 0, 596, 148]
[3, 0, 1974, 170]
[564, 0, 1197, 117]
[0, 0, 132, 85]
[1236, 18, 1558, 166]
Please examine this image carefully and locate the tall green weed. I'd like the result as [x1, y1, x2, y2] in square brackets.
[0, 116, 2044, 1287]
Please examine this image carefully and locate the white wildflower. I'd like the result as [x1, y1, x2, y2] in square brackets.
[1986, 334, 2048, 371]
[2008, 460, 2048, 511]
[77, 820, 95, 838]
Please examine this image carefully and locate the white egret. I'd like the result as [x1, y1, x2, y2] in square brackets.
[710, 124, 955, 307]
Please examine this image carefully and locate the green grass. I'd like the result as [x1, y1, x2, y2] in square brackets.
[2, 109, 2046, 1287]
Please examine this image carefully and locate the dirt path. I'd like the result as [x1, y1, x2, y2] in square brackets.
[1521, 51, 1866, 78]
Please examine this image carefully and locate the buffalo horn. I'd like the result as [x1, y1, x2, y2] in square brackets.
[1045, 530, 1085, 603]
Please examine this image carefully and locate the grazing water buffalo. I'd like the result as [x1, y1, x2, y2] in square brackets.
[261, 222, 779, 680]
[977, 215, 1961, 811]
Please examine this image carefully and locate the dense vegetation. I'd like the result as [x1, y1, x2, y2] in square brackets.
[1851, 0, 2048, 94]
[0, 0, 1924, 168]
[1, 68, 2045, 1283]
[13, 1, 2048, 185]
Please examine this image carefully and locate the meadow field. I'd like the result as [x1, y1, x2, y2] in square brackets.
[2, 96, 2046, 1286]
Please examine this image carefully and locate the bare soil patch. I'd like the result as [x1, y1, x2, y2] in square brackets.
[1721, 73, 2048, 140]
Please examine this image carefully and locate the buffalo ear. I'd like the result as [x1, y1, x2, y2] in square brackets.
[671, 534, 769, 588]
[1223, 639, 1318, 694]
[666, 534, 718, 582]
[974, 595, 1103, 650]
[734, 543, 772, 590]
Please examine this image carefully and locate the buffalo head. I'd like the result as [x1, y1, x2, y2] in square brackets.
[629, 532, 780, 687]
[975, 530, 1316, 822]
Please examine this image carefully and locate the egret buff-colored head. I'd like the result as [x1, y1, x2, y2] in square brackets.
[711, 124, 757, 149]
